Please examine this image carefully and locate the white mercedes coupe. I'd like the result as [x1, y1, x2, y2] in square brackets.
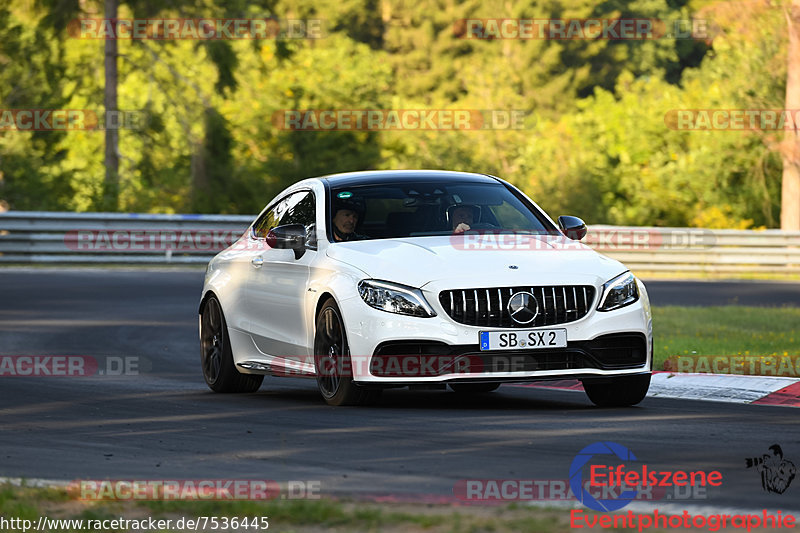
[199, 170, 652, 406]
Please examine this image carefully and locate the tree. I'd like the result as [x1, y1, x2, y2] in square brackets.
[102, 0, 120, 212]
[782, 0, 800, 230]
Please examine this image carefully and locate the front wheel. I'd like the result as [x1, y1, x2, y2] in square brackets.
[200, 295, 263, 393]
[582, 374, 650, 407]
[314, 299, 381, 406]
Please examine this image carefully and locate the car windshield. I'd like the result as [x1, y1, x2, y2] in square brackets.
[329, 181, 553, 241]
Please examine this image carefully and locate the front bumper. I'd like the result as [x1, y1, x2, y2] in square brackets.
[338, 291, 652, 384]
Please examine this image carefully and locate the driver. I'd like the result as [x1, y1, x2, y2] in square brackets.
[332, 198, 368, 242]
[449, 204, 480, 234]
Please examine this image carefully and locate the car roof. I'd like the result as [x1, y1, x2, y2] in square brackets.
[318, 170, 500, 188]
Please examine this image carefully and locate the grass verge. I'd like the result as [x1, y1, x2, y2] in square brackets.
[652, 306, 800, 372]
[0, 482, 764, 533]
[0, 483, 583, 533]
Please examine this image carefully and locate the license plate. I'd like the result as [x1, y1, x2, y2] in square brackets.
[479, 329, 567, 351]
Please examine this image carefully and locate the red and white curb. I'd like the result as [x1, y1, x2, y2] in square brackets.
[512, 371, 800, 407]
[649, 372, 800, 406]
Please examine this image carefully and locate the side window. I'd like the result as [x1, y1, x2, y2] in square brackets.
[252, 203, 282, 239]
[251, 191, 316, 248]
[280, 191, 317, 250]
[280, 191, 315, 227]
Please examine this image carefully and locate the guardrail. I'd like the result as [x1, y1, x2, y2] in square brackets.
[586, 225, 800, 274]
[0, 211, 799, 273]
[0, 211, 253, 264]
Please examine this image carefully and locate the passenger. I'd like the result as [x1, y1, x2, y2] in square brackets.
[332, 199, 368, 242]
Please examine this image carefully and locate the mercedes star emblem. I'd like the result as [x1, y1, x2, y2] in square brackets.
[507, 291, 539, 325]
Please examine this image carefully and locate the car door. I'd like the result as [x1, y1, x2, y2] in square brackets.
[245, 190, 317, 359]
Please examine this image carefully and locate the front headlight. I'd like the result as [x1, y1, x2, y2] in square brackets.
[597, 272, 639, 312]
[358, 280, 436, 317]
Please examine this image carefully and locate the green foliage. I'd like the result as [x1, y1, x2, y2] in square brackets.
[518, 1, 786, 227]
[0, 6, 77, 210]
[0, 0, 791, 226]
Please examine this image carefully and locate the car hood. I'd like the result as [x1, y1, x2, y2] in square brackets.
[325, 235, 628, 289]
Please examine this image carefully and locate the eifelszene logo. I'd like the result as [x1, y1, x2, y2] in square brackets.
[570, 441, 722, 512]
[745, 444, 796, 494]
[570, 442, 639, 511]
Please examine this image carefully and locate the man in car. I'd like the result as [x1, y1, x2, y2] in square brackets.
[332, 199, 368, 242]
[450, 204, 479, 234]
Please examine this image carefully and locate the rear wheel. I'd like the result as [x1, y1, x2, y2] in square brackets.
[582, 374, 650, 407]
[200, 295, 263, 393]
[314, 299, 381, 406]
[449, 383, 501, 394]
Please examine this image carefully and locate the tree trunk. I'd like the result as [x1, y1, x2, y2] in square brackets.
[103, 0, 119, 212]
[782, 0, 800, 230]
[190, 140, 208, 212]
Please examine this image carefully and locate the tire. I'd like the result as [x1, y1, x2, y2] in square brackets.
[314, 299, 382, 406]
[200, 295, 263, 393]
[449, 383, 501, 394]
[582, 373, 651, 407]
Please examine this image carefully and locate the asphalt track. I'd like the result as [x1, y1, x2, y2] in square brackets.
[1, 270, 800, 513]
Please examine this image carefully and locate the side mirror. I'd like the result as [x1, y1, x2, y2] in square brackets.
[557, 215, 587, 241]
[267, 224, 307, 259]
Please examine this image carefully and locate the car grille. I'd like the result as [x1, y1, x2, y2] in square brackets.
[368, 333, 647, 378]
[438, 285, 595, 327]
